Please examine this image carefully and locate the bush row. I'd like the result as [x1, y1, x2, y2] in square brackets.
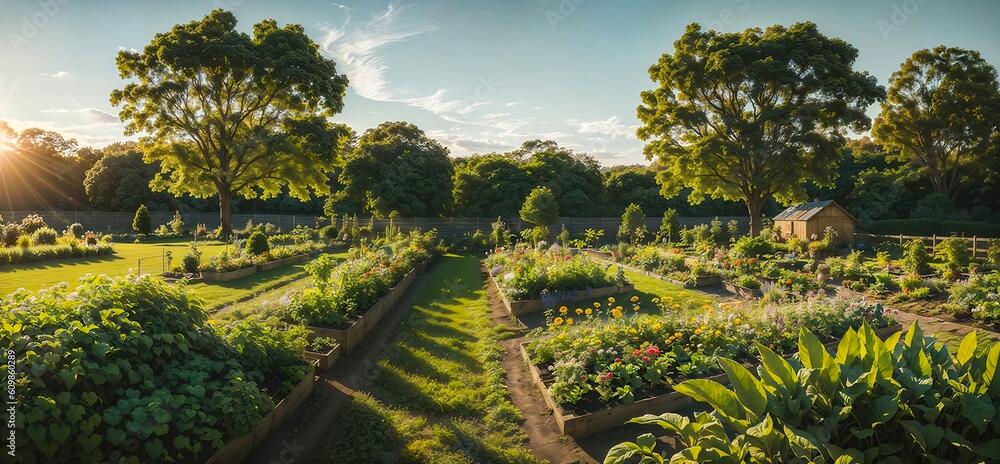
[862, 218, 1000, 237]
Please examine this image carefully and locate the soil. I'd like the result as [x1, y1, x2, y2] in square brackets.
[243, 265, 436, 464]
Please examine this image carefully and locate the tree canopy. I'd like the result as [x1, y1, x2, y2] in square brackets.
[520, 141, 606, 216]
[333, 121, 454, 217]
[452, 153, 533, 217]
[110, 9, 350, 235]
[872, 46, 1000, 201]
[637, 22, 885, 234]
[519, 186, 559, 228]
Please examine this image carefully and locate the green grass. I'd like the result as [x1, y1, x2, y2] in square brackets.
[315, 254, 539, 464]
[0, 240, 231, 296]
[616, 265, 717, 307]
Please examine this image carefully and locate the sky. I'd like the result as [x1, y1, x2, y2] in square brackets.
[1, 0, 998, 165]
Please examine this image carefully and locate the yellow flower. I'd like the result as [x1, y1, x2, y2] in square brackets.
[630, 296, 639, 303]
[553, 317, 564, 326]
[585, 308, 593, 316]
[632, 304, 639, 311]
[566, 318, 574, 325]
[674, 332, 683, 338]
[559, 306, 568, 314]
[608, 296, 616, 304]
[575, 308, 584, 315]
[594, 302, 602, 308]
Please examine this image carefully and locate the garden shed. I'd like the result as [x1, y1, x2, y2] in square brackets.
[773, 200, 855, 241]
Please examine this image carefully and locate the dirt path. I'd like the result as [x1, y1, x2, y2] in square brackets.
[836, 287, 1000, 347]
[244, 264, 436, 464]
[486, 275, 596, 464]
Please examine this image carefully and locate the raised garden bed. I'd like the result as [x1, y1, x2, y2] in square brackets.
[204, 362, 318, 464]
[522, 323, 903, 438]
[306, 258, 432, 353]
[200, 251, 318, 282]
[723, 280, 762, 299]
[304, 344, 342, 371]
[487, 270, 634, 316]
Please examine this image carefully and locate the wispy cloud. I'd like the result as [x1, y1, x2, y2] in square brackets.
[319, 3, 438, 103]
[569, 116, 637, 139]
[43, 107, 119, 124]
[40, 71, 71, 79]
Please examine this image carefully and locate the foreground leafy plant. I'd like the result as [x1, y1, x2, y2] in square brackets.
[2, 274, 310, 463]
[605, 322, 1000, 464]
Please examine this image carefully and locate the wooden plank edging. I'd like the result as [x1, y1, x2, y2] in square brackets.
[204, 362, 318, 464]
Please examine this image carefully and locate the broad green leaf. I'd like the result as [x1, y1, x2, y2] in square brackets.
[719, 358, 766, 418]
[674, 379, 743, 421]
[957, 331, 977, 366]
[798, 328, 829, 370]
[984, 343, 999, 394]
[756, 343, 797, 390]
[835, 329, 859, 365]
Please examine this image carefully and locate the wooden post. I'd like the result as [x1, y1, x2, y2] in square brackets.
[898, 234, 903, 246]
[972, 236, 978, 259]
[932, 234, 937, 248]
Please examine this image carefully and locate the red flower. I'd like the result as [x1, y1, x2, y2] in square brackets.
[645, 346, 661, 356]
[614, 357, 621, 364]
[632, 348, 642, 357]
[642, 356, 650, 363]
[580, 374, 588, 382]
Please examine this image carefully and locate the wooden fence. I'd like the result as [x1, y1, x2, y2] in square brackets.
[854, 233, 997, 259]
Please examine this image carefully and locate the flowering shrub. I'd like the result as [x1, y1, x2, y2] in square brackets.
[527, 296, 893, 409]
[624, 245, 686, 274]
[486, 247, 621, 300]
[197, 241, 321, 273]
[1, 274, 309, 463]
[0, 240, 114, 265]
[287, 231, 437, 327]
[946, 271, 1000, 323]
[729, 235, 776, 258]
[760, 261, 824, 293]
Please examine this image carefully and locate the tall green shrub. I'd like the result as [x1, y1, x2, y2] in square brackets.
[132, 204, 153, 234]
[902, 239, 931, 275]
[245, 231, 271, 256]
[658, 208, 680, 243]
[519, 186, 559, 228]
[618, 203, 647, 244]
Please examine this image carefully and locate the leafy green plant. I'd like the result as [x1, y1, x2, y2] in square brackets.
[245, 231, 271, 256]
[67, 222, 86, 238]
[730, 235, 776, 259]
[607, 322, 1000, 464]
[30, 226, 58, 245]
[1, 274, 310, 463]
[902, 239, 931, 275]
[132, 204, 153, 234]
[947, 271, 1000, 323]
[936, 237, 971, 280]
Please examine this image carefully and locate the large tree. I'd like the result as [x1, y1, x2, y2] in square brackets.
[0, 125, 88, 210]
[452, 153, 533, 217]
[872, 46, 1000, 201]
[637, 23, 884, 234]
[84, 150, 170, 211]
[334, 122, 454, 217]
[519, 140, 606, 216]
[111, 9, 350, 236]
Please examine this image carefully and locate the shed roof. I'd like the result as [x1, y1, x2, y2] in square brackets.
[773, 200, 854, 222]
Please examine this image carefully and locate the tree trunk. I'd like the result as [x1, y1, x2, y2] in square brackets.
[746, 197, 764, 237]
[219, 190, 232, 239]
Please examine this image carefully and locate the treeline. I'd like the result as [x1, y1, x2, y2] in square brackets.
[2, 119, 999, 227]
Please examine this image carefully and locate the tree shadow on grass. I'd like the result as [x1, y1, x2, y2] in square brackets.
[0, 253, 121, 273]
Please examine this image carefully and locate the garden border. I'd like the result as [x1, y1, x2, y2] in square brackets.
[306, 257, 434, 353]
[521, 322, 903, 438]
[204, 362, 318, 464]
[199, 251, 318, 282]
[584, 249, 722, 290]
[486, 270, 634, 316]
[723, 280, 762, 300]
[304, 344, 342, 371]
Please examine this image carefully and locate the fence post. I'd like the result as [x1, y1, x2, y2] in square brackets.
[972, 236, 978, 259]
[932, 234, 937, 248]
[898, 234, 902, 246]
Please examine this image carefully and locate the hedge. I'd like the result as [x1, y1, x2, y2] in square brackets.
[860, 219, 1000, 237]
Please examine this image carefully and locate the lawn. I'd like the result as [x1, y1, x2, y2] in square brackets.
[315, 254, 539, 464]
[0, 239, 343, 310]
[0, 240, 232, 296]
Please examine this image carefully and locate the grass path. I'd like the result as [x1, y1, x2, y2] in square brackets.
[311, 254, 539, 463]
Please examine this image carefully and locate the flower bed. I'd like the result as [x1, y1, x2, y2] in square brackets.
[522, 296, 898, 437]
[0, 241, 114, 266]
[945, 270, 1000, 324]
[486, 247, 631, 315]
[621, 245, 722, 288]
[1, 274, 313, 463]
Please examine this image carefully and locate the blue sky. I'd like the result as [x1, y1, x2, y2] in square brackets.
[1, 0, 998, 165]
